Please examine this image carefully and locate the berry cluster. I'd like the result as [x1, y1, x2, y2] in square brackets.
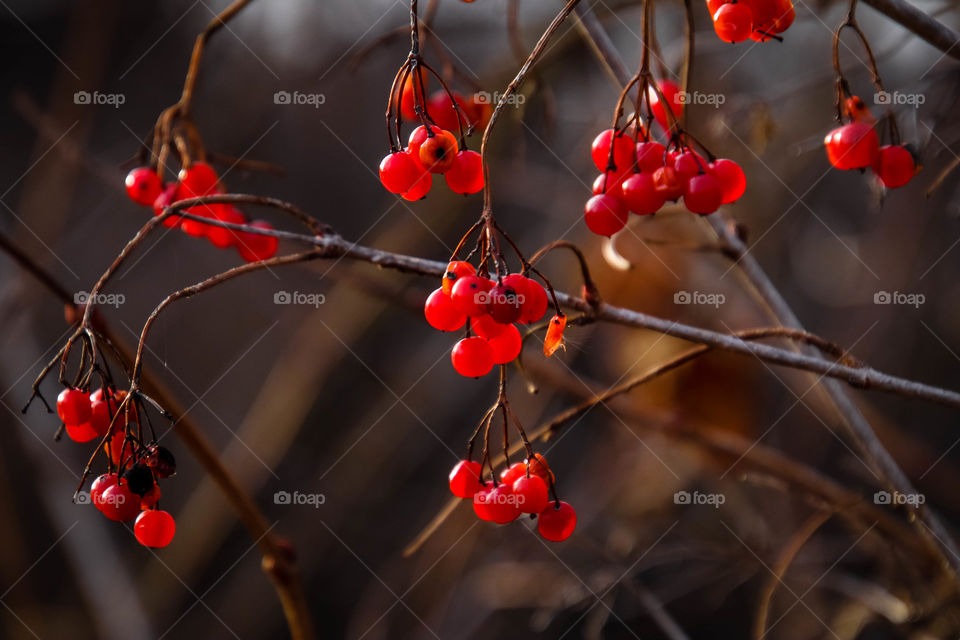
[707, 0, 795, 43]
[124, 161, 279, 261]
[57, 387, 177, 548]
[424, 261, 551, 377]
[824, 96, 916, 188]
[449, 454, 576, 541]
[395, 79, 492, 133]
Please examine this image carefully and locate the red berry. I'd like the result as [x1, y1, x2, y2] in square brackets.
[140, 485, 162, 510]
[684, 173, 723, 215]
[181, 201, 227, 238]
[402, 167, 432, 200]
[512, 276, 547, 324]
[636, 141, 667, 172]
[584, 194, 628, 236]
[419, 132, 458, 174]
[538, 501, 577, 541]
[176, 162, 219, 199]
[475, 483, 521, 524]
[397, 74, 423, 122]
[379, 151, 422, 194]
[707, 0, 726, 14]
[99, 482, 142, 522]
[134, 510, 176, 548]
[487, 323, 522, 364]
[89, 396, 112, 438]
[673, 151, 708, 182]
[152, 183, 182, 228]
[709, 158, 747, 203]
[472, 484, 495, 521]
[648, 80, 684, 131]
[427, 90, 469, 133]
[105, 430, 127, 467]
[450, 275, 493, 317]
[824, 122, 879, 170]
[449, 460, 483, 498]
[772, 0, 795, 32]
[621, 172, 665, 215]
[237, 220, 278, 262]
[713, 3, 754, 42]
[408, 125, 440, 156]
[442, 261, 477, 295]
[91, 473, 118, 506]
[500, 462, 526, 485]
[57, 388, 91, 425]
[874, 145, 915, 188]
[445, 150, 484, 194]
[424, 288, 467, 332]
[513, 474, 549, 514]
[471, 313, 508, 339]
[652, 165, 685, 201]
[488, 283, 523, 324]
[592, 169, 631, 195]
[466, 93, 493, 130]
[206, 205, 246, 249]
[124, 167, 163, 206]
[451, 337, 494, 377]
[527, 453, 555, 484]
[65, 422, 100, 443]
[591, 129, 636, 173]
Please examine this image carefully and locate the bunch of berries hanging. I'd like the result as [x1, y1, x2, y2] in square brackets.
[707, 0, 795, 43]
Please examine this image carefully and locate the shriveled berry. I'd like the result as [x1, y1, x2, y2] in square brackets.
[145, 445, 176, 479]
[135, 510, 176, 548]
[424, 288, 467, 332]
[538, 501, 576, 541]
[451, 337, 494, 377]
[449, 460, 483, 498]
[122, 463, 155, 497]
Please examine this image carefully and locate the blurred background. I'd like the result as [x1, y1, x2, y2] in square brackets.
[1, 0, 960, 638]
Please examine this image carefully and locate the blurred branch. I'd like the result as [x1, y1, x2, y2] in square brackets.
[860, 0, 960, 60]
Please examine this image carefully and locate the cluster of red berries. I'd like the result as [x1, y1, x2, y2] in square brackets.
[707, 0, 795, 43]
[124, 161, 278, 261]
[424, 262, 549, 377]
[379, 125, 484, 199]
[824, 96, 917, 188]
[584, 128, 746, 235]
[448, 454, 577, 541]
[57, 387, 177, 548]
[394, 81, 492, 134]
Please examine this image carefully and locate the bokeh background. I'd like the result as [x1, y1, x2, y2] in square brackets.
[1, 0, 960, 638]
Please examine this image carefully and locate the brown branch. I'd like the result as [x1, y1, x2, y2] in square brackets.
[861, 0, 960, 61]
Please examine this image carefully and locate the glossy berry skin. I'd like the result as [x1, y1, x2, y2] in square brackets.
[145, 445, 176, 479]
[652, 166, 685, 201]
[445, 150, 484, 194]
[99, 482, 142, 522]
[135, 510, 176, 548]
[512, 276, 548, 324]
[379, 152, 422, 194]
[237, 220, 279, 262]
[470, 313, 508, 340]
[66, 422, 100, 443]
[451, 337, 494, 377]
[475, 484, 521, 524]
[538, 501, 576, 541]
[488, 284, 523, 324]
[125, 168, 163, 206]
[500, 462, 527, 485]
[449, 460, 483, 499]
[105, 431, 127, 467]
[584, 194, 628, 236]
[472, 485, 495, 521]
[713, 3, 754, 43]
[621, 172, 665, 215]
[90, 474, 118, 506]
[824, 122, 879, 170]
[513, 474, 549, 514]
[408, 125, 441, 156]
[684, 173, 723, 215]
[424, 288, 467, 331]
[673, 151, 707, 182]
[89, 397, 112, 438]
[402, 168, 432, 200]
[418, 129, 458, 173]
[206, 205, 246, 249]
[176, 162, 219, 199]
[874, 145, 915, 188]
[649, 80, 684, 131]
[57, 388, 91, 425]
[442, 261, 477, 295]
[636, 141, 667, 172]
[487, 323, 521, 364]
[450, 275, 493, 317]
[592, 170, 631, 196]
[591, 129, 636, 173]
[709, 158, 747, 203]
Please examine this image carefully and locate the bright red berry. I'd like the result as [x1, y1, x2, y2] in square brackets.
[673, 151, 708, 182]
[512, 276, 548, 325]
[90, 473, 118, 507]
[538, 501, 576, 541]
[450, 275, 493, 317]
[636, 141, 667, 172]
[140, 485, 162, 510]
[584, 194, 628, 236]
[181, 201, 226, 238]
[427, 90, 469, 132]
[445, 150, 484, 194]
[89, 396, 113, 438]
[527, 453, 555, 484]
[471, 313, 509, 339]
[488, 283, 523, 324]
[825, 122, 879, 170]
[709, 158, 747, 203]
[684, 173, 723, 215]
[513, 474, 549, 514]
[475, 483, 521, 524]
[176, 162, 219, 199]
[379, 151, 422, 194]
[621, 172, 665, 215]
[591, 129, 636, 173]
[487, 323, 521, 364]
[124, 167, 163, 206]
[105, 430, 127, 467]
[451, 337, 494, 377]
[99, 482, 142, 522]
[442, 261, 477, 295]
[652, 165, 685, 201]
[237, 220, 279, 262]
[449, 460, 483, 498]
[135, 510, 176, 548]
[418, 129, 458, 174]
[592, 169, 631, 195]
[473, 484, 495, 521]
[713, 3, 754, 43]
[397, 74, 422, 121]
[424, 288, 467, 331]
[66, 422, 100, 443]
[648, 80, 684, 131]
[466, 93, 493, 130]
[500, 462, 526, 485]
[57, 388, 91, 425]
[402, 168, 432, 200]
[206, 205, 246, 249]
[874, 145, 915, 188]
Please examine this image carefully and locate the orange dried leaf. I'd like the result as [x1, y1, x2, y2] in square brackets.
[543, 314, 566, 357]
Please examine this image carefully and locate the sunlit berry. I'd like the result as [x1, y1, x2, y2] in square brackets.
[584, 194, 628, 236]
[419, 130, 459, 174]
[636, 141, 667, 172]
[824, 122, 879, 170]
[684, 173, 723, 215]
[427, 90, 469, 133]
[592, 169, 631, 195]
[709, 158, 747, 203]
[424, 288, 467, 331]
[511, 276, 547, 325]
[451, 337, 494, 377]
[450, 275, 493, 317]
[379, 151, 422, 194]
[487, 323, 521, 364]
[513, 474, 549, 514]
[65, 422, 100, 443]
[475, 483, 521, 524]
[500, 462, 526, 485]
[591, 129, 636, 173]
[57, 388, 91, 425]
[538, 501, 576, 541]
[471, 313, 509, 339]
[874, 145, 915, 188]
[648, 80, 684, 131]
[713, 3, 753, 42]
[445, 150, 484, 194]
[442, 261, 477, 295]
[125, 167, 163, 206]
[91, 473, 118, 507]
[99, 482, 142, 522]
[135, 510, 176, 548]
[621, 172, 665, 215]
[652, 165, 684, 201]
[449, 460, 483, 498]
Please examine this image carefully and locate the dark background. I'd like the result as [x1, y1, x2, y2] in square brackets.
[1, 0, 959, 638]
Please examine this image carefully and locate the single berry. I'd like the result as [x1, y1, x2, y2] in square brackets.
[538, 501, 576, 541]
[487, 323, 521, 364]
[237, 220, 279, 262]
[176, 162, 219, 199]
[709, 158, 747, 203]
[449, 460, 483, 498]
[426, 90, 469, 133]
[442, 261, 477, 295]
[824, 122, 879, 170]
[500, 462, 527, 485]
[134, 510, 176, 548]
[145, 445, 177, 478]
[125, 167, 163, 206]
[402, 168, 432, 200]
[621, 172, 665, 215]
[591, 129, 636, 173]
[475, 483, 521, 524]
[65, 422, 100, 443]
[379, 151, 422, 194]
[451, 337, 494, 377]
[89, 396, 112, 438]
[488, 283, 523, 324]
[57, 388, 92, 425]
[511, 276, 547, 324]
[408, 125, 441, 156]
[652, 165, 685, 201]
[90, 473, 118, 507]
[584, 194, 628, 236]
[874, 145, 915, 188]
[713, 3, 754, 43]
[445, 150, 484, 194]
[673, 151, 708, 182]
[99, 482, 142, 522]
[636, 141, 667, 172]
[419, 130, 459, 173]
[648, 80, 684, 131]
[424, 288, 467, 332]
[683, 173, 723, 215]
[472, 484, 496, 521]
[513, 474, 549, 514]
[450, 275, 493, 317]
